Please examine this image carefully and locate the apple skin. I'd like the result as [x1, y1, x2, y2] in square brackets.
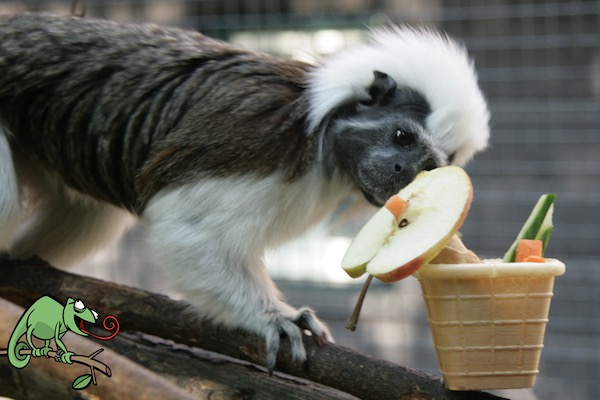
[374, 254, 427, 282]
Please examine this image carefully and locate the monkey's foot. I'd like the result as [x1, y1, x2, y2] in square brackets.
[262, 306, 333, 371]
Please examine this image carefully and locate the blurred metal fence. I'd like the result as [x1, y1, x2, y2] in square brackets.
[1, 1, 599, 399]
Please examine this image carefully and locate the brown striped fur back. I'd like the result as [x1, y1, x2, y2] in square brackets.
[0, 13, 317, 213]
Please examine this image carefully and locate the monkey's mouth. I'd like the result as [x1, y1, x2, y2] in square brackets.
[359, 179, 400, 207]
[361, 190, 383, 207]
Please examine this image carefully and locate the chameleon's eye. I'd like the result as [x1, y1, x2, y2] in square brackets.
[75, 300, 85, 311]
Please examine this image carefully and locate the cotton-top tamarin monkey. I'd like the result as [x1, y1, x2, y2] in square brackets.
[0, 13, 490, 369]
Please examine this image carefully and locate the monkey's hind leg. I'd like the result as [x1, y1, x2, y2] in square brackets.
[9, 165, 135, 267]
[0, 129, 21, 253]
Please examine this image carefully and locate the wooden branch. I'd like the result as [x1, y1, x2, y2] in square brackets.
[104, 331, 360, 400]
[0, 298, 359, 400]
[0, 257, 508, 400]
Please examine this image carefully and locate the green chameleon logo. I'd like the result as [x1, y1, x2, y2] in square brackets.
[1, 295, 120, 390]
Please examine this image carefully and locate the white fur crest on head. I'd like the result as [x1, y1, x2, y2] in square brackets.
[307, 25, 490, 166]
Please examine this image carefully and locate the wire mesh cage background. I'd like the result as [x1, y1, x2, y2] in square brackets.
[1, 1, 598, 399]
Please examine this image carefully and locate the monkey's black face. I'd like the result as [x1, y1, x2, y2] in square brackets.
[325, 71, 446, 206]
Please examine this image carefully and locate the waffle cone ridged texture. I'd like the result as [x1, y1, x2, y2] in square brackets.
[417, 260, 565, 390]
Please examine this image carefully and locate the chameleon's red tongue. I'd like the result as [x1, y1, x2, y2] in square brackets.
[79, 315, 120, 340]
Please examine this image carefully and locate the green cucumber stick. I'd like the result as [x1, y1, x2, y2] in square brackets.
[502, 194, 557, 262]
[535, 202, 555, 252]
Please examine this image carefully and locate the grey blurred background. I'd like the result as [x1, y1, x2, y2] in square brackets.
[2, 1, 598, 399]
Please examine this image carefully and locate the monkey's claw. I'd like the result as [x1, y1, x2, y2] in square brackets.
[263, 306, 333, 371]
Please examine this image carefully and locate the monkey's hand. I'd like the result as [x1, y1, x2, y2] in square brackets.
[255, 303, 333, 370]
[184, 289, 334, 371]
[188, 289, 334, 371]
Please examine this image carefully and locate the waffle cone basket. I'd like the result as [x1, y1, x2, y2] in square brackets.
[416, 259, 565, 390]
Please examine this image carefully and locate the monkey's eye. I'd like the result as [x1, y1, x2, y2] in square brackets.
[394, 129, 414, 147]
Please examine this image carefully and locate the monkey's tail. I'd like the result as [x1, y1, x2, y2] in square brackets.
[0, 127, 20, 252]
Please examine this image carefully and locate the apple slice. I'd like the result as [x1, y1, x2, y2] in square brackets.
[341, 195, 408, 278]
[341, 166, 473, 282]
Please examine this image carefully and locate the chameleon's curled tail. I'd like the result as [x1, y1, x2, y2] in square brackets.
[7, 328, 31, 369]
[7, 298, 33, 369]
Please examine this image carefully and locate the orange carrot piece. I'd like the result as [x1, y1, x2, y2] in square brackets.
[515, 239, 543, 262]
[523, 255, 546, 263]
[384, 195, 408, 220]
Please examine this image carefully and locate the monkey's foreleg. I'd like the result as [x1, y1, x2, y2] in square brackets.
[144, 178, 333, 370]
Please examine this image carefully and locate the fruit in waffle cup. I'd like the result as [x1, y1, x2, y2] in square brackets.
[341, 166, 564, 390]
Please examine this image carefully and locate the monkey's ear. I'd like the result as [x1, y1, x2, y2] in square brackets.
[367, 70, 397, 105]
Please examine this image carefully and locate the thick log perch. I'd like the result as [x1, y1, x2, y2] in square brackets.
[0, 257, 508, 399]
